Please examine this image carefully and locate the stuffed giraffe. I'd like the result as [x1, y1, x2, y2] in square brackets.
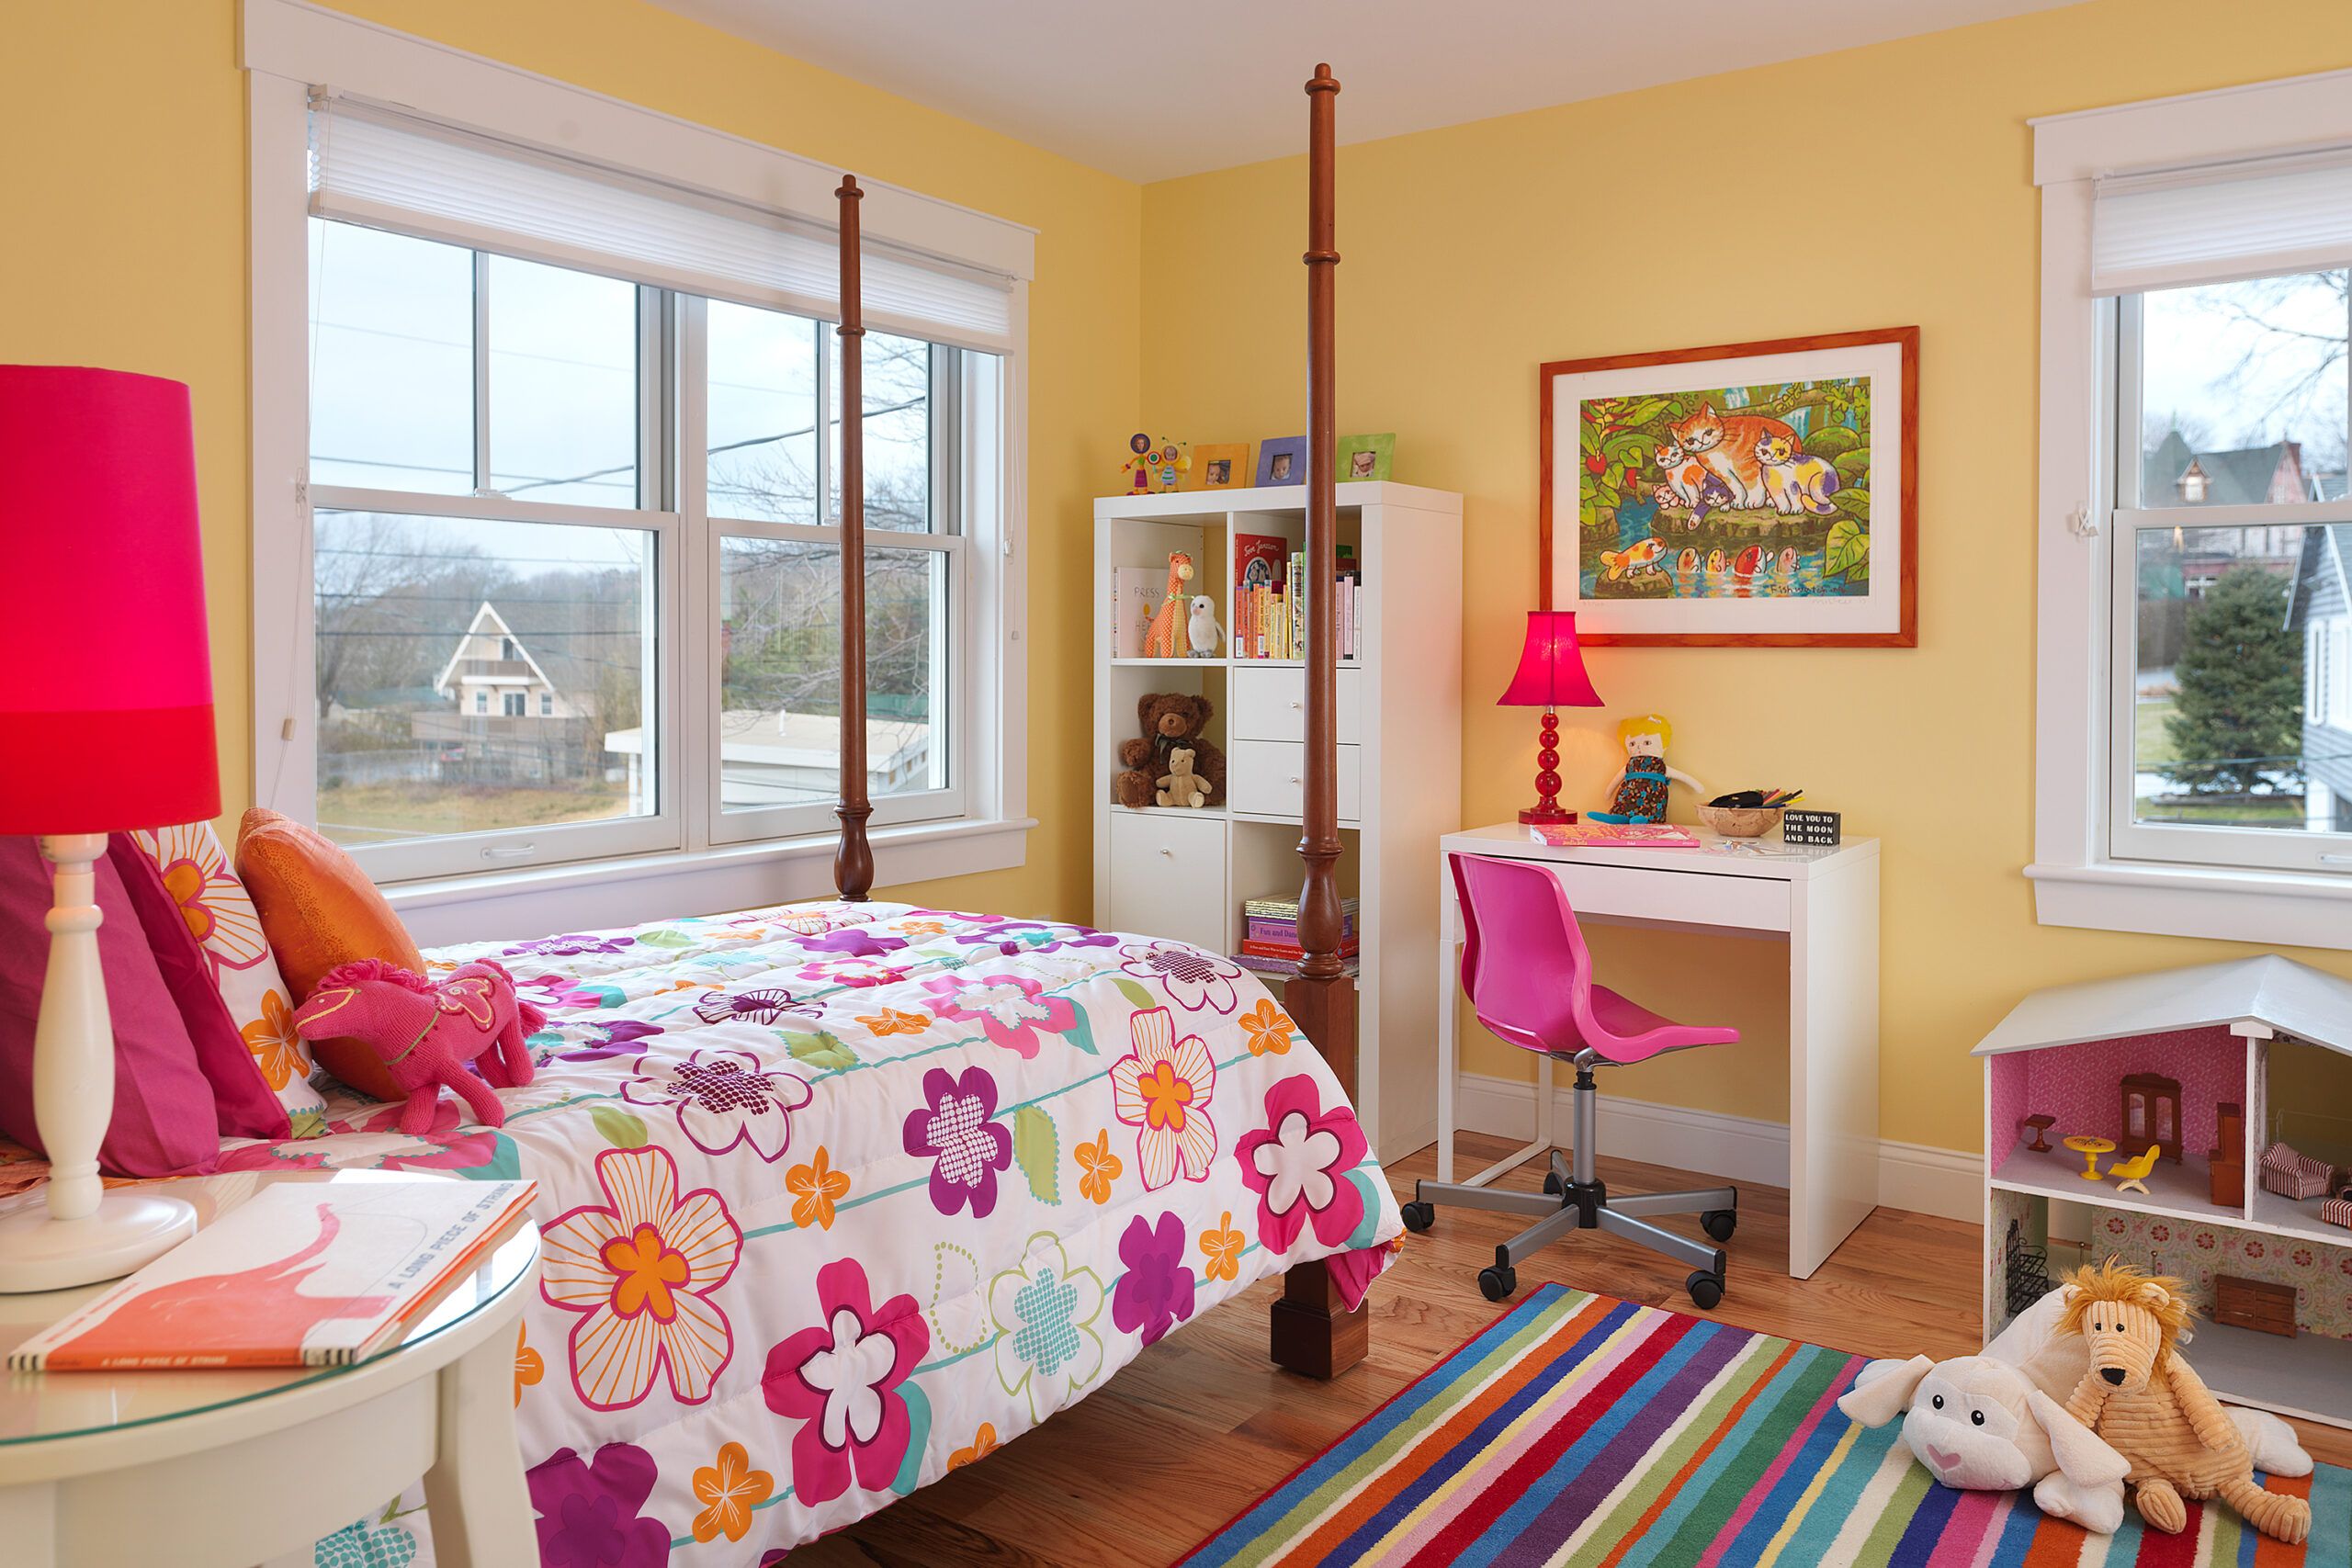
[1140, 552, 1195, 659]
[2057, 1258, 2312, 1544]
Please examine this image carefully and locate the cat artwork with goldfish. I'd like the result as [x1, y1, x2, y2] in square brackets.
[1573, 374, 1872, 604]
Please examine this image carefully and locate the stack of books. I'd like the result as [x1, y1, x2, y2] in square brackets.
[1234, 535, 1363, 662]
[1235, 895, 1360, 972]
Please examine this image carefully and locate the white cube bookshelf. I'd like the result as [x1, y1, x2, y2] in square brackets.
[1092, 480, 1464, 1158]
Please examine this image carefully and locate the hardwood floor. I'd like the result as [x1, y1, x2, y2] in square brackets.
[791, 1131, 2350, 1564]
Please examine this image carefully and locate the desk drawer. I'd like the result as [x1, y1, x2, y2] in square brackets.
[1229, 739, 1363, 821]
[1543, 859, 1792, 931]
[1231, 666, 1363, 744]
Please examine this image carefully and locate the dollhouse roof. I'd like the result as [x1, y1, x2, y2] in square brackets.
[1971, 955, 2352, 1058]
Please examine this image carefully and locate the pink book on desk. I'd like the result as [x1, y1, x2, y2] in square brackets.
[1531, 822, 1700, 849]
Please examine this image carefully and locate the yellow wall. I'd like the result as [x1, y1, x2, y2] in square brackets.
[1140, 0, 2352, 1152]
[0, 0, 1140, 923]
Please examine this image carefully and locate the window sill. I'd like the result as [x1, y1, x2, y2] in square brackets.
[386, 815, 1036, 948]
[2027, 857, 2352, 950]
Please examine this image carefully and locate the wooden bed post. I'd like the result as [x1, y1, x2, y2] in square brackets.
[835, 175, 875, 902]
[1271, 62, 1369, 1382]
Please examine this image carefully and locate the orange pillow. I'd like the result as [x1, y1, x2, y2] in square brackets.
[234, 807, 421, 1102]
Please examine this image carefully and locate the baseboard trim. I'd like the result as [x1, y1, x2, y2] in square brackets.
[1448, 1070, 1978, 1224]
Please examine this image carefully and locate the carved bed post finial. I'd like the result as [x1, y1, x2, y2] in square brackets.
[1272, 61, 1369, 1383]
[835, 175, 874, 902]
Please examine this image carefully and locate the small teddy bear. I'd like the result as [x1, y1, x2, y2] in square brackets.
[1156, 747, 1209, 808]
[1116, 692, 1224, 808]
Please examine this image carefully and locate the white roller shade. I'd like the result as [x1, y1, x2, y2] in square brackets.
[2094, 144, 2352, 296]
[308, 94, 1017, 353]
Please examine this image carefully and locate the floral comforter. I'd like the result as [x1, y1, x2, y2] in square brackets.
[219, 900, 1399, 1566]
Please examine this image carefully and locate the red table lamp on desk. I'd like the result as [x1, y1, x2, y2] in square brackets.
[0, 365, 216, 1291]
[1498, 610, 1602, 825]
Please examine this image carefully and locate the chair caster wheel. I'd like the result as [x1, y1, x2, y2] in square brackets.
[1400, 1201, 1435, 1233]
[1686, 1270, 1724, 1311]
[1701, 1209, 1736, 1243]
[1478, 1265, 1518, 1303]
[1542, 1171, 1563, 1196]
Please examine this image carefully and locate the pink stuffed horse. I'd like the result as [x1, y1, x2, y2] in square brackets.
[291, 958, 543, 1134]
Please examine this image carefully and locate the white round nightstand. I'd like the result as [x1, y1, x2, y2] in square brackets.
[0, 1198, 540, 1568]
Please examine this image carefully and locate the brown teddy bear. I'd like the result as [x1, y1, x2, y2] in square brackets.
[1117, 692, 1224, 809]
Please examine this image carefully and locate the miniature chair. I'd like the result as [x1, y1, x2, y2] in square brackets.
[1401, 853, 1742, 1308]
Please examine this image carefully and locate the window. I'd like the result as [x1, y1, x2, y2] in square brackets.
[2033, 74, 2352, 949]
[304, 216, 990, 880]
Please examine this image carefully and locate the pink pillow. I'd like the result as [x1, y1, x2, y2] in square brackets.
[0, 837, 220, 1178]
[107, 837, 292, 1142]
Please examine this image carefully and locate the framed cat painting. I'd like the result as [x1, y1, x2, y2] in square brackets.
[1540, 326, 1917, 646]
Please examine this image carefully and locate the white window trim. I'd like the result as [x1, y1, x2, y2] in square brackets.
[2030, 65, 2352, 950]
[243, 0, 1033, 940]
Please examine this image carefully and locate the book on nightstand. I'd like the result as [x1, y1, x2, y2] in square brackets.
[8, 1178, 537, 1371]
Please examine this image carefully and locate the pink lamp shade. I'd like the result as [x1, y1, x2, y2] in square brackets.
[1498, 611, 1600, 826]
[1498, 611, 1601, 709]
[0, 366, 219, 835]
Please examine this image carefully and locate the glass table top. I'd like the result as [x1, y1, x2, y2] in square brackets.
[0, 1170, 537, 1446]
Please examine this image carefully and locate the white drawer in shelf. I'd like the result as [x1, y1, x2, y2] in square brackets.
[1106, 810, 1230, 953]
[1230, 664, 1363, 743]
[1227, 739, 1363, 821]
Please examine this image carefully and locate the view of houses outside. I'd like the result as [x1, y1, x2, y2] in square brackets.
[2131, 268, 2347, 834]
[308, 218, 944, 848]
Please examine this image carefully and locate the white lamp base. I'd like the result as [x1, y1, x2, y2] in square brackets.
[0, 1190, 198, 1293]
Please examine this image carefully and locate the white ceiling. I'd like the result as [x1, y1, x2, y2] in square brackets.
[650, 0, 2085, 182]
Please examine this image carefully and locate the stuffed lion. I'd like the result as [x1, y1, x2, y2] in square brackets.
[2057, 1258, 2312, 1544]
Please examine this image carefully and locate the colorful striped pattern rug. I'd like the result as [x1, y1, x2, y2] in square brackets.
[1181, 1284, 2349, 1567]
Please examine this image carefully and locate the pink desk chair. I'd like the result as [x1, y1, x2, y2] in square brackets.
[1401, 852, 1742, 1307]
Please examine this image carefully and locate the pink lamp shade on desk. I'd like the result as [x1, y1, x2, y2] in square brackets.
[1498, 610, 1602, 825]
[0, 364, 217, 1291]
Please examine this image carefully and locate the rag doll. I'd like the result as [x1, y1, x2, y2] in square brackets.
[1590, 713, 1703, 824]
[291, 958, 541, 1134]
[2056, 1259, 2312, 1544]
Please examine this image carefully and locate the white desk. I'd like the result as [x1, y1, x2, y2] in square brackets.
[1436, 823, 1881, 1279]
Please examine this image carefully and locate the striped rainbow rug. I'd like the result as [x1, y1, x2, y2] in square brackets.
[1181, 1284, 2349, 1567]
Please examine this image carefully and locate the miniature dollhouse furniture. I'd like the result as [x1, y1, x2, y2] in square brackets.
[2120, 1072, 2182, 1163]
[1399, 853, 1741, 1308]
[1092, 481, 1464, 1158]
[2260, 1141, 2335, 1201]
[1976, 954, 2352, 1429]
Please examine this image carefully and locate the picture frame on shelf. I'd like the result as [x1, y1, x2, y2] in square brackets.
[1256, 435, 1307, 487]
[1337, 432, 1394, 481]
[1540, 326, 1917, 647]
[1191, 443, 1253, 491]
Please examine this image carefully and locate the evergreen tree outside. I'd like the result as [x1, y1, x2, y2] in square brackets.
[2164, 564, 2304, 795]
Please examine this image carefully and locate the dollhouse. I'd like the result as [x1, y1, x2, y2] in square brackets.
[1975, 955, 2352, 1428]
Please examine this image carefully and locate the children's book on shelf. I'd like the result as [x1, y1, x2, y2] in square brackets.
[1531, 822, 1701, 849]
[8, 1177, 537, 1371]
[1110, 565, 1163, 659]
[1233, 949, 1361, 978]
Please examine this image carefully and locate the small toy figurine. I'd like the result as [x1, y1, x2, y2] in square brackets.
[1589, 713, 1704, 824]
[1185, 594, 1223, 658]
[1116, 433, 1191, 494]
[1156, 746, 1210, 808]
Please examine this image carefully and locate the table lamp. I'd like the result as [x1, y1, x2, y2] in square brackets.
[1498, 610, 1602, 825]
[0, 365, 217, 1292]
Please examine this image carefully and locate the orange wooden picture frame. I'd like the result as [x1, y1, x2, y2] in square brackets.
[1537, 326, 1918, 648]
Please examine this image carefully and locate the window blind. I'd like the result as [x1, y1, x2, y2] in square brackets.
[308, 93, 1017, 353]
[2093, 144, 2352, 296]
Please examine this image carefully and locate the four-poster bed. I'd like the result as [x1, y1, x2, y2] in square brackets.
[199, 62, 1393, 1563]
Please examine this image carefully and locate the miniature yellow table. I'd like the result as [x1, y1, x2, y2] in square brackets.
[2064, 1134, 2116, 1180]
